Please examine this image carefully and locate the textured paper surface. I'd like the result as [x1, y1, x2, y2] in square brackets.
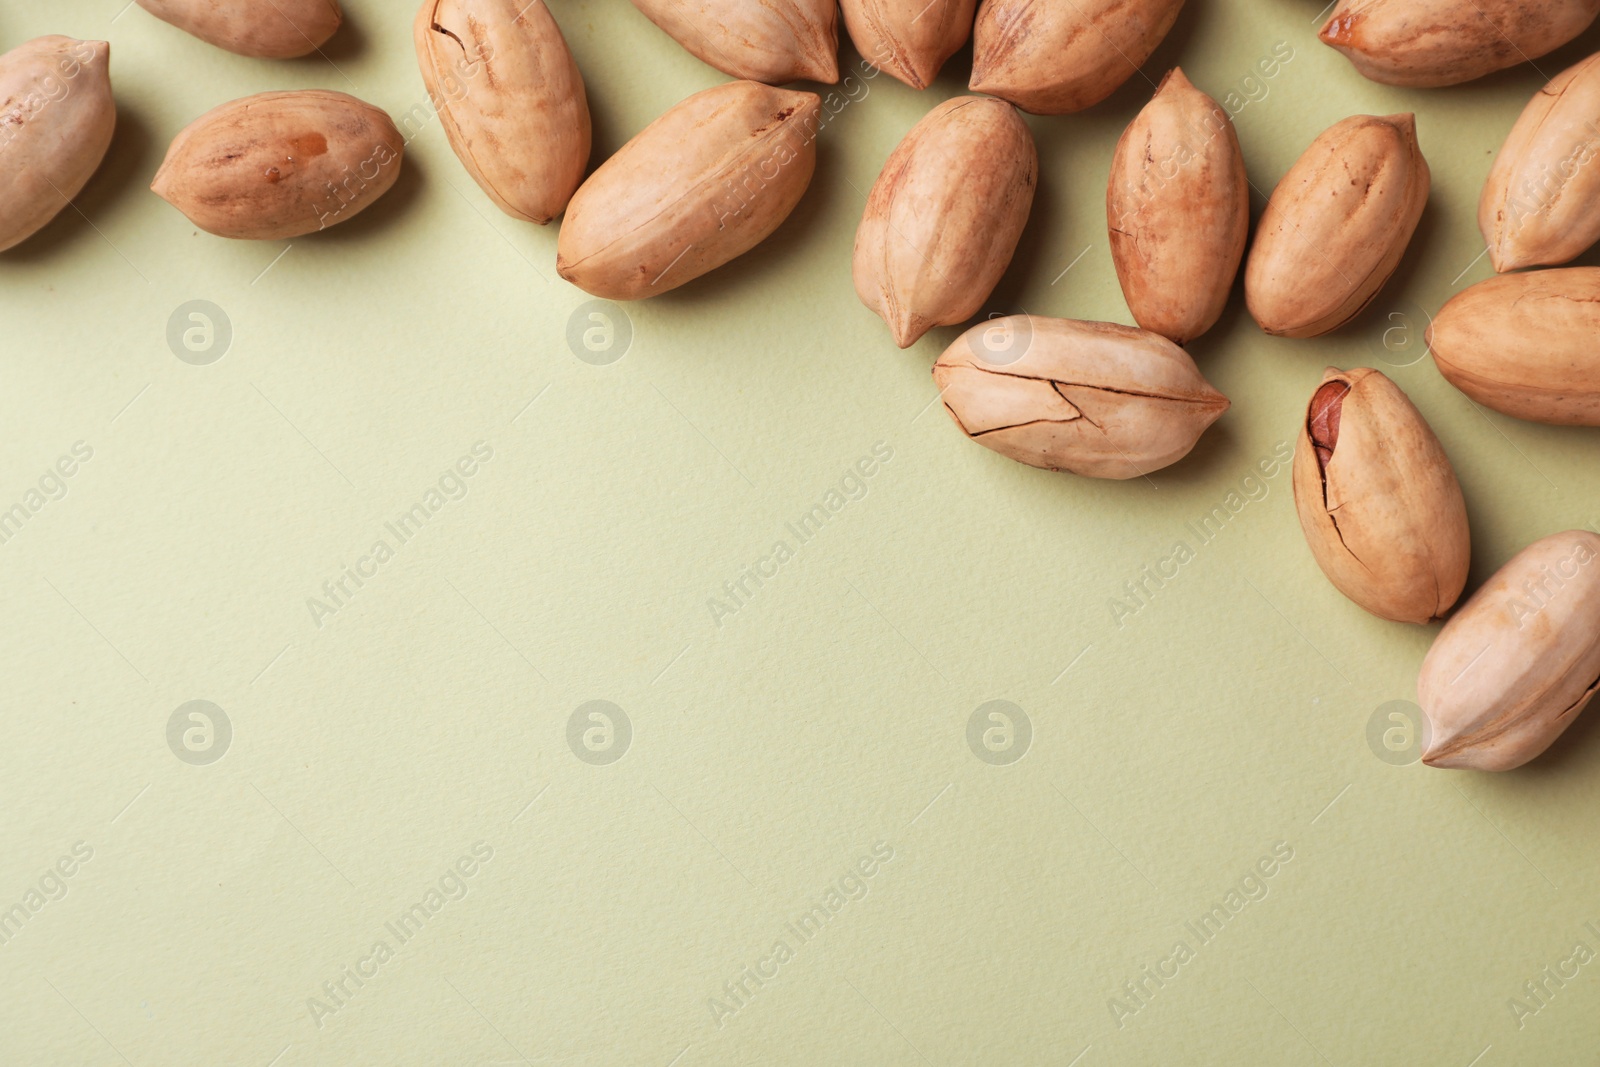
[4, 2, 1600, 1064]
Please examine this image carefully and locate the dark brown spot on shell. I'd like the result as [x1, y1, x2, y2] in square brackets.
[286, 132, 328, 159]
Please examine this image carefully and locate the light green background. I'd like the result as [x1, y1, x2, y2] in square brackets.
[5, 1, 1600, 1064]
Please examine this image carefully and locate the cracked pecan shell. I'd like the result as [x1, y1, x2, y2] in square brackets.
[1427, 267, 1600, 425]
[931, 315, 1228, 479]
[1420, 530, 1600, 770]
[414, 0, 590, 225]
[1291, 367, 1469, 625]
[1244, 113, 1429, 338]
[854, 96, 1036, 348]
[1107, 67, 1248, 345]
